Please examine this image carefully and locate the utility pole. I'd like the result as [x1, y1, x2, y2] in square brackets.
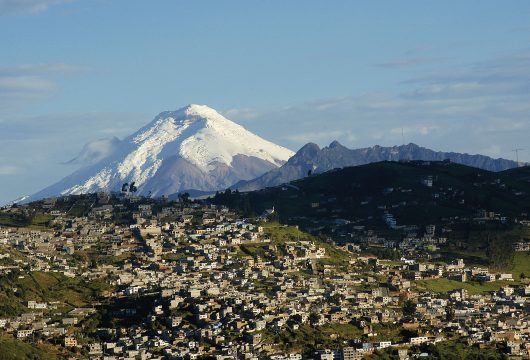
[512, 148, 525, 166]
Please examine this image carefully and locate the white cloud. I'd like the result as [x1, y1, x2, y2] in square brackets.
[0, 63, 89, 112]
[0, 0, 72, 15]
[0, 75, 55, 92]
[222, 107, 261, 121]
[481, 144, 503, 158]
[0, 165, 19, 175]
[66, 136, 122, 166]
[375, 57, 443, 69]
[0, 63, 89, 76]
[0, 76, 56, 110]
[391, 125, 440, 136]
[226, 49, 530, 162]
[402, 50, 530, 100]
[285, 130, 357, 146]
[99, 126, 136, 135]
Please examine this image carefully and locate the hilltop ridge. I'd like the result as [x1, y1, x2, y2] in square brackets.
[234, 142, 521, 191]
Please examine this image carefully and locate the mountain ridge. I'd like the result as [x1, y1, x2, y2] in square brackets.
[234, 142, 522, 191]
[16, 105, 524, 204]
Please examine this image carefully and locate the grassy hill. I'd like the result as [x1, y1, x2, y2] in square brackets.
[509, 252, 530, 280]
[0, 271, 110, 317]
[212, 161, 530, 237]
[239, 222, 349, 267]
[0, 211, 54, 229]
[415, 278, 513, 295]
[0, 333, 59, 360]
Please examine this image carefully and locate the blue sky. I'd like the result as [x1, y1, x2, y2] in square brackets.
[1, 0, 530, 203]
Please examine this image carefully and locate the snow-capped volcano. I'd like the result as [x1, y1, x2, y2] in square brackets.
[27, 104, 294, 201]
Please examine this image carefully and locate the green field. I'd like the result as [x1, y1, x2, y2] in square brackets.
[0, 213, 29, 227]
[368, 338, 506, 360]
[0, 333, 59, 360]
[253, 222, 350, 266]
[261, 222, 311, 244]
[508, 252, 530, 280]
[436, 244, 530, 282]
[0, 271, 111, 316]
[415, 278, 513, 295]
[262, 322, 418, 353]
[0, 212, 55, 229]
[262, 323, 363, 352]
[29, 213, 54, 228]
[265, 222, 349, 253]
[239, 242, 274, 258]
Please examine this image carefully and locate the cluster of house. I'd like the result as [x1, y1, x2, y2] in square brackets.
[0, 194, 529, 359]
[294, 167, 530, 256]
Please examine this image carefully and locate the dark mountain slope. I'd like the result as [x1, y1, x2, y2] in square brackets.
[215, 161, 530, 230]
[234, 142, 521, 192]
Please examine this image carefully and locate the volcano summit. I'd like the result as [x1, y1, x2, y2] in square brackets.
[27, 105, 294, 201]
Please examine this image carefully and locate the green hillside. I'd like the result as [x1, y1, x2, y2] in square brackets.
[238, 222, 349, 267]
[214, 161, 530, 226]
[0, 333, 59, 360]
[0, 271, 109, 317]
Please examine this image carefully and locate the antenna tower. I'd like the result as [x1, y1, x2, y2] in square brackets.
[512, 148, 525, 166]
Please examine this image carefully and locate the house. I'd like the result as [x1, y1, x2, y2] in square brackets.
[88, 343, 103, 355]
[409, 336, 429, 345]
[63, 336, 78, 347]
[16, 329, 33, 338]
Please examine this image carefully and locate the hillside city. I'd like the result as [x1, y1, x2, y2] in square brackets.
[1, 176, 529, 359]
[4, 0, 530, 359]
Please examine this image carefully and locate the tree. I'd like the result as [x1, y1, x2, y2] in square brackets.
[486, 234, 515, 269]
[446, 305, 455, 321]
[129, 182, 137, 193]
[241, 196, 253, 217]
[330, 293, 345, 304]
[402, 300, 416, 318]
[308, 312, 320, 326]
[178, 192, 190, 203]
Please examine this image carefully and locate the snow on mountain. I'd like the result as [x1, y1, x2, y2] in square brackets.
[27, 104, 294, 201]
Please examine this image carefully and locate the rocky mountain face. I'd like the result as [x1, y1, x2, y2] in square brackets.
[234, 142, 521, 191]
[26, 105, 294, 201]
